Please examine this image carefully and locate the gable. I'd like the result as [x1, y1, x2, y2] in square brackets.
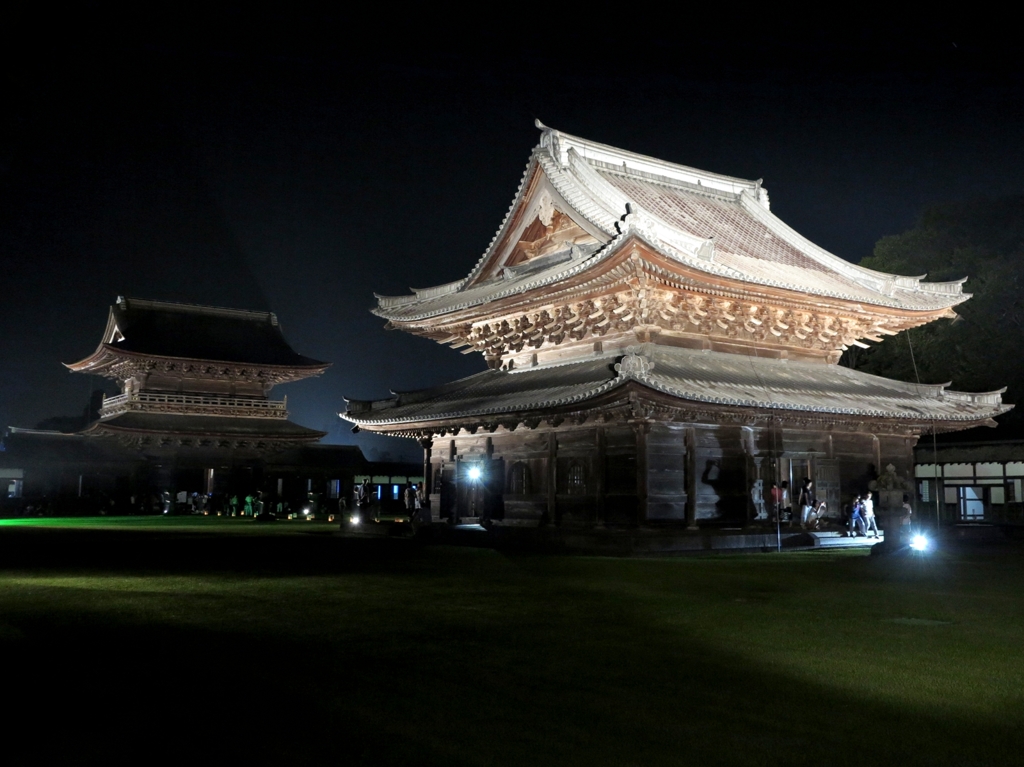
[466, 165, 607, 286]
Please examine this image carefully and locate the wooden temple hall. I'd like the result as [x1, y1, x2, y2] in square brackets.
[343, 122, 1010, 530]
[56, 297, 331, 502]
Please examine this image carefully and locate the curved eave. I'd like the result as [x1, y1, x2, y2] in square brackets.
[373, 229, 966, 327]
[81, 419, 327, 442]
[340, 377, 625, 427]
[66, 344, 331, 380]
[341, 370, 1010, 430]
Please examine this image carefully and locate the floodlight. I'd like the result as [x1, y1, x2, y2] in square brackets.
[349, 514, 360, 525]
[909, 534, 930, 552]
[468, 466, 482, 481]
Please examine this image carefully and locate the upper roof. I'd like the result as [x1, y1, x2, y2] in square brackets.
[374, 122, 967, 323]
[343, 345, 1009, 430]
[67, 297, 329, 375]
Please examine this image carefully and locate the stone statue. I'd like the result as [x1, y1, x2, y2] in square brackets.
[752, 479, 768, 520]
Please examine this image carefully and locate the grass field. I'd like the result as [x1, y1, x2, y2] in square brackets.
[1, 517, 1022, 765]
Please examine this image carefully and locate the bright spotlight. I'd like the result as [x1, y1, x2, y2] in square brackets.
[349, 514, 360, 525]
[909, 534, 930, 552]
[468, 466, 482, 481]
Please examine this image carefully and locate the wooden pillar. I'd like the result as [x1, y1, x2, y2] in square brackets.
[634, 422, 650, 526]
[594, 426, 607, 528]
[546, 431, 557, 526]
[685, 427, 698, 530]
[419, 437, 433, 496]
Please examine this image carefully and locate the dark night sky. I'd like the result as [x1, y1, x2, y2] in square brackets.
[2, 14, 1023, 460]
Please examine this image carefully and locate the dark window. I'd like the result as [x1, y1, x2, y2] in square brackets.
[568, 461, 586, 495]
[509, 462, 529, 495]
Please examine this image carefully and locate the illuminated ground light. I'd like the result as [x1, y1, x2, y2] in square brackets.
[909, 534, 930, 552]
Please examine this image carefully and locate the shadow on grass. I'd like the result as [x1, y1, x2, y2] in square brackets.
[1, 526, 1021, 766]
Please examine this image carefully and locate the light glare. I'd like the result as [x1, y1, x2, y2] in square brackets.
[910, 534, 929, 552]
[468, 466, 482, 481]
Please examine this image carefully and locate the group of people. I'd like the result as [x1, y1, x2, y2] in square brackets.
[768, 478, 892, 538]
[769, 478, 828, 529]
[355, 479, 428, 521]
[845, 490, 881, 538]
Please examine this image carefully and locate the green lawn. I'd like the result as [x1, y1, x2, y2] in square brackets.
[1, 517, 1022, 765]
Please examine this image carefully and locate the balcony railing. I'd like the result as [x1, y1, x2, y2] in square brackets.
[100, 391, 288, 419]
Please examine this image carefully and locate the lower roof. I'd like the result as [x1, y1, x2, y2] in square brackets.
[82, 413, 327, 441]
[343, 344, 1009, 428]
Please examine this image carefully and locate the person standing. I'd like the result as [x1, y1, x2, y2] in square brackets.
[770, 482, 783, 522]
[780, 481, 791, 524]
[357, 479, 373, 520]
[848, 494, 865, 537]
[863, 490, 879, 538]
[797, 478, 815, 528]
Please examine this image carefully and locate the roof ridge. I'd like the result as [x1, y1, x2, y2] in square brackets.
[118, 296, 278, 324]
[536, 120, 759, 195]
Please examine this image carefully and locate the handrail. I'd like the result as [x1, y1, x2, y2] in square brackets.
[100, 391, 288, 419]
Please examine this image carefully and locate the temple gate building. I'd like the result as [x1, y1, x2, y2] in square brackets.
[343, 123, 1009, 530]
[65, 297, 330, 498]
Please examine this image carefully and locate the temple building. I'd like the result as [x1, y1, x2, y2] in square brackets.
[2, 298, 432, 516]
[64, 297, 330, 497]
[342, 123, 1010, 530]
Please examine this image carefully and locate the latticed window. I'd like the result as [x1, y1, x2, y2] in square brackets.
[567, 461, 586, 495]
[509, 462, 529, 495]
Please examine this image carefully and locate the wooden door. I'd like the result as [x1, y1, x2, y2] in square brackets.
[815, 459, 841, 520]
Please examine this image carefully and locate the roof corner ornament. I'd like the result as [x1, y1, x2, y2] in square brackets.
[536, 119, 567, 167]
[615, 203, 640, 235]
[615, 346, 654, 379]
[754, 179, 771, 211]
[616, 203, 659, 243]
[696, 239, 715, 262]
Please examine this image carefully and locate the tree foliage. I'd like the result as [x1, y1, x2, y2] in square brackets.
[843, 195, 1024, 435]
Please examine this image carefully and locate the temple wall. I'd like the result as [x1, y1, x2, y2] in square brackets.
[693, 425, 768, 524]
[427, 420, 918, 529]
[646, 423, 687, 522]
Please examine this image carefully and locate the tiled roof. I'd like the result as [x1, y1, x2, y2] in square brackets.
[600, 172, 827, 271]
[81, 413, 327, 440]
[71, 297, 328, 370]
[0, 429, 140, 465]
[374, 124, 966, 322]
[343, 345, 1008, 427]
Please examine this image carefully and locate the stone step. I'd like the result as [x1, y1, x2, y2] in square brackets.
[811, 532, 884, 548]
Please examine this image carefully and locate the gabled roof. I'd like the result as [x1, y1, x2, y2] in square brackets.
[67, 297, 329, 374]
[374, 122, 967, 323]
[343, 345, 1009, 429]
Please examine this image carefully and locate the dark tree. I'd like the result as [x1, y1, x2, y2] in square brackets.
[843, 195, 1024, 436]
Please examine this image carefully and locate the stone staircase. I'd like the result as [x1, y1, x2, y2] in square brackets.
[810, 531, 884, 549]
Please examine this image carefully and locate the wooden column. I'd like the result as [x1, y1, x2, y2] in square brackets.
[685, 427, 698, 530]
[634, 422, 650, 527]
[546, 431, 557, 526]
[419, 437, 433, 496]
[594, 426, 607, 528]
